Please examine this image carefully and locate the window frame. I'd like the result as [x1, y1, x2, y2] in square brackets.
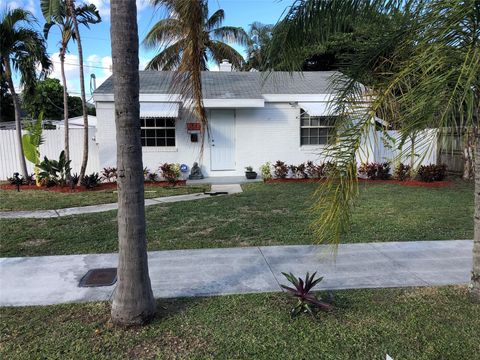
[300, 110, 337, 146]
[140, 117, 176, 148]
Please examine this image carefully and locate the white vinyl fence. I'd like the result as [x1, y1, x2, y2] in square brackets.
[373, 129, 437, 167]
[0, 128, 100, 180]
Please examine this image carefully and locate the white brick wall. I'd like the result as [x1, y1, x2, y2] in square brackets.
[95, 101, 335, 176]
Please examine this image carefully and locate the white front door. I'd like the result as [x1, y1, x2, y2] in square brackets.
[210, 110, 235, 171]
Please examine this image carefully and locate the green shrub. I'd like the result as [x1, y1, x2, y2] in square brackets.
[260, 162, 272, 181]
[38, 150, 71, 187]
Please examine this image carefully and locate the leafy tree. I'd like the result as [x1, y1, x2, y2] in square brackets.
[0, 8, 52, 178]
[273, 0, 480, 302]
[43, 1, 100, 163]
[110, 0, 156, 326]
[23, 78, 64, 119]
[143, 0, 249, 70]
[22, 78, 91, 120]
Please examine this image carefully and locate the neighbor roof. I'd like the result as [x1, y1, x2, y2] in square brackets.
[94, 71, 338, 98]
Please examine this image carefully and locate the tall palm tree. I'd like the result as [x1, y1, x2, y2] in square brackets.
[272, 0, 480, 302]
[0, 9, 51, 179]
[42, 0, 98, 184]
[43, 2, 100, 164]
[243, 22, 273, 71]
[110, 0, 156, 325]
[144, 0, 249, 71]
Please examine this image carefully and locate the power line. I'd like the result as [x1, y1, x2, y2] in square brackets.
[50, 60, 112, 71]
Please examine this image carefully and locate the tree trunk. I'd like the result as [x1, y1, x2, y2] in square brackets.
[470, 131, 480, 302]
[463, 128, 475, 180]
[4, 59, 28, 179]
[60, 49, 70, 163]
[110, 0, 156, 326]
[66, 0, 88, 184]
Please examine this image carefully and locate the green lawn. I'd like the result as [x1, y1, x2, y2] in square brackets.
[0, 182, 473, 257]
[0, 184, 210, 211]
[1, 286, 478, 359]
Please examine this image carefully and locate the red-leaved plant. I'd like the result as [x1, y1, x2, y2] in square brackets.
[281, 272, 332, 317]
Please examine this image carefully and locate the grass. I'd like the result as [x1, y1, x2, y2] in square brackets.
[0, 182, 473, 257]
[1, 286, 479, 359]
[0, 184, 210, 211]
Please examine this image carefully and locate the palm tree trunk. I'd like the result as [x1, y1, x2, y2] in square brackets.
[59, 49, 70, 163]
[66, 0, 88, 184]
[110, 0, 156, 326]
[470, 130, 480, 302]
[4, 59, 28, 179]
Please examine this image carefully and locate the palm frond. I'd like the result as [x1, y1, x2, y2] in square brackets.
[143, 18, 183, 49]
[207, 40, 245, 69]
[210, 26, 250, 46]
[206, 9, 224, 30]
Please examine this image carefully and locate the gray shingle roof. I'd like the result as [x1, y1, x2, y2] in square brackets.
[94, 71, 338, 98]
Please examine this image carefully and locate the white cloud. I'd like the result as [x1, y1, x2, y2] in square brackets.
[48, 53, 113, 95]
[1, 0, 36, 14]
[85, 0, 150, 20]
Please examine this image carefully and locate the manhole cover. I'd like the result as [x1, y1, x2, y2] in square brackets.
[79, 268, 117, 287]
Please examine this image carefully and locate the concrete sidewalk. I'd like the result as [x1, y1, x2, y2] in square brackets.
[0, 240, 472, 307]
[0, 184, 243, 219]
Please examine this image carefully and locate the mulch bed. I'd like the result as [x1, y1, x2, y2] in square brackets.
[0, 180, 187, 193]
[266, 177, 452, 188]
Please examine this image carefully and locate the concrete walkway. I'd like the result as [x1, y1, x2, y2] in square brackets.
[0, 240, 472, 307]
[0, 184, 243, 219]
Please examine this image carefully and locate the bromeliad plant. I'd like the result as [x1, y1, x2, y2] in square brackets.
[281, 272, 332, 317]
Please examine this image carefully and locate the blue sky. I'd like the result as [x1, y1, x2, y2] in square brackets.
[3, 0, 295, 99]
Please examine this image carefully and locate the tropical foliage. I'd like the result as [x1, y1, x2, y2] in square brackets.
[242, 22, 273, 71]
[41, 0, 101, 184]
[144, 0, 248, 70]
[22, 113, 45, 185]
[281, 272, 332, 317]
[0, 8, 52, 178]
[271, 0, 480, 301]
[22, 78, 89, 119]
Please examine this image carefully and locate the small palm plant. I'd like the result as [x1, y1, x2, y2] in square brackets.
[281, 272, 332, 317]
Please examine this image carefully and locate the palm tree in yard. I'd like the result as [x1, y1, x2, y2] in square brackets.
[109, 0, 156, 325]
[41, 0, 98, 184]
[243, 22, 273, 71]
[0, 9, 51, 179]
[43, 2, 100, 164]
[272, 0, 480, 302]
[144, 0, 249, 71]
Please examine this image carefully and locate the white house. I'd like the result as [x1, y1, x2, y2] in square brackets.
[53, 115, 97, 130]
[93, 68, 373, 177]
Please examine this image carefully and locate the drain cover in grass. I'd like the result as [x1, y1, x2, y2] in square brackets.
[79, 268, 117, 287]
